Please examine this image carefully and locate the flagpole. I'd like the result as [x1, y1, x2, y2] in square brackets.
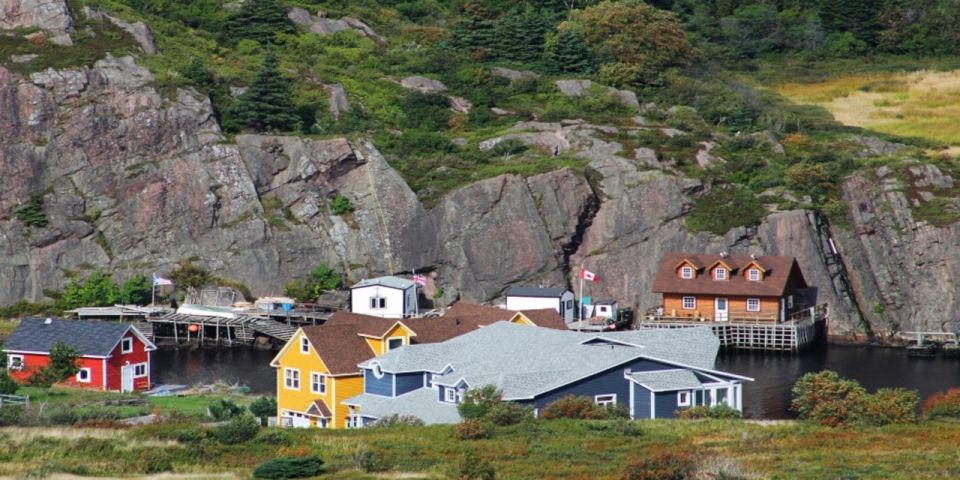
[412, 269, 419, 319]
[578, 265, 584, 332]
[151, 274, 156, 306]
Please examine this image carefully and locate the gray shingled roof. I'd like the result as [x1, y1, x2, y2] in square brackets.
[357, 322, 728, 401]
[3, 318, 141, 357]
[345, 388, 460, 424]
[351, 276, 414, 290]
[626, 369, 703, 392]
[506, 286, 569, 298]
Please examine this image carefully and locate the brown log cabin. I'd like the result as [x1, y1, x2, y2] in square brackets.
[651, 253, 810, 323]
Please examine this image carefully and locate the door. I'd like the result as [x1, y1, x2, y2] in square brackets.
[715, 298, 728, 322]
[121, 365, 135, 392]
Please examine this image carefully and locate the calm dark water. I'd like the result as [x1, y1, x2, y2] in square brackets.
[152, 345, 960, 419]
[716, 345, 960, 419]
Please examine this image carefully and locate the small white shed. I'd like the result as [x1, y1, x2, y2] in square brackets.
[504, 286, 575, 322]
[350, 276, 417, 318]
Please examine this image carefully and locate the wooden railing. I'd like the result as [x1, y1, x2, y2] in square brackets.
[644, 304, 827, 326]
[0, 394, 29, 408]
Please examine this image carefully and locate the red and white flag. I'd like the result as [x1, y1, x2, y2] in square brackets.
[580, 267, 598, 283]
[413, 273, 427, 286]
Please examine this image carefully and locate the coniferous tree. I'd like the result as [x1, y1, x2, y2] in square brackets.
[223, 52, 302, 133]
[451, 1, 499, 60]
[544, 28, 596, 74]
[224, 0, 296, 45]
[818, 0, 880, 44]
[497, 6, 552, 63]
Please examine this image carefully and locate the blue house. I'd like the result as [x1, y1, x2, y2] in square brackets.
[344, 322, 751, 425]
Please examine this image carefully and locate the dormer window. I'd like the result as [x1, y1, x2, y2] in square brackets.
[747, 268, 761, 281]
[300, 336, 310, 354]
[714, 267, 727, 280]
[680, 266, 693, 279]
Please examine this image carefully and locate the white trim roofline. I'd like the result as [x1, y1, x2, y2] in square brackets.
[2, 349, 110, 359]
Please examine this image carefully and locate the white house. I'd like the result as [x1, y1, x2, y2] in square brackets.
[590, 300, 618, 319]
[505, 286, 575, 322]
[350, 276, 417, 318]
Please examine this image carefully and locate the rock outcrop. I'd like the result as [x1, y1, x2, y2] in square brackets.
[83, 7, 158, 54]
[0, 0, 72, 45]
[287, 7, 386, 45]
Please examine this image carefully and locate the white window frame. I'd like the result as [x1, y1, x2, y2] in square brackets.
[746, 298, 761, 312]
[133, 363, 148, 377]
[8, 354, 24, 371]
[594, 394, 617, 406]
[387, 337, 404, 351]
[714, 267, 726, 280]
[76, 367, 92, 383]
[682, 296, 696, 310]
[284, 368, 300, 390]
[444, 387, 457, 403]
[787, 295, 794, 309]
[121, 338, 133, 354]
[680, 266, 693, 279]
[678, 391, 691, 407]
[300, 336, 310, 354]
[370, 297, 387, 310]
[370, 362, 384, 379]
[310, 372, 327, 394]
[747, 268, 760, 281]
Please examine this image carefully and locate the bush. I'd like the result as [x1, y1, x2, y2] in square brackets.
[456, 450, 495, 480]
[863, 388, 918, 425]
[623, 451, 694, 480]
[685, 186, 767, 235]
[586, 419, 643, 437]
[208, 398, 245, 420]
[676, 405, 742, 420]
[0, 371, 18, 395]
[486, 401, 531, 426]
[370, 414, 425, 427]
[541, 396, 628, 420]
[212, 415, 260, 444]
[0, 406, 25, 426]
[923, 388, 960, 420]
[351, 446, 389, 472]
[458, 385, 502, 420]
[330, 195, 355, 215]
[14, 193, 48, 227]
[249, 396, 277, 425]
[253, 456, 325, 479]
[454, 419, 491, 440]
[256, 428, 292, 446]
[791, 370, 867, 427]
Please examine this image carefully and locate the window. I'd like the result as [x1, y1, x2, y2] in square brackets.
[311, 372, 326, 394]
[387, 337, 404, 351]
[76, 368, 91, 383]
[369, 297, 387, 310]
[594, 394, 617, 406]
[121, 338, 133, 354]
[284, 368, 300, 390]
[371, 362, 384, 379]
[133, 363, 147, 377]
[444, 387, 457, 403]
[680, 266, 693, 279]
[787, 295, 794, 309]
[714, 267, 726, 280]
[747, 268, 760, 281]
[678, 391, 691, 407]
[300, 336, 310, 354]
[746, 298, 761, 312]
[8, 355, 24, 371]
[682, 296, 696, 310]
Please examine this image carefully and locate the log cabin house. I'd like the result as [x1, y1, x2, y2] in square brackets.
[651, 253, 810, 323]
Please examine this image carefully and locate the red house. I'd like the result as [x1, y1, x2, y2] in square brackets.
[3, 318, 156, 392]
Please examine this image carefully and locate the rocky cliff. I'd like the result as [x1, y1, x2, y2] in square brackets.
[1, 9, 957, 341]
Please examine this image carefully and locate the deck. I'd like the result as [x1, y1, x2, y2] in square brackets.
[143, 312, 300, 346]
[637, 305, 827, 352]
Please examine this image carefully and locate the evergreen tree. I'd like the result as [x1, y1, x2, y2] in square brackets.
[224, 0, 296, 46]
[29, 342, 80, 388]
[451, 2, 499, 60]
[60, 271, 119, 310]
[118, 274, 152, 306]
[223, 52, 302, 133]
[818, 0, 880, 44]
[497, 6, 552, 63]
[544, 28, 596, 74]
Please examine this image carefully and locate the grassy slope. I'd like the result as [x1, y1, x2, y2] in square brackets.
[3, 419, 960, 478]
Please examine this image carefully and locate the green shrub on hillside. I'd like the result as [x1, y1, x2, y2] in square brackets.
[541, 395, 628, 420]
[208, 398, 245, 420]
[14, 194, 48, 228]
[330, 195, 355, 215]
[923, 388, 960, 420]
[454, 419, 491, 440]
[685, 186, 767, 235]
[0, 371, 18, 395]
[252, 456, 325, 479]
[223, 0, 296, 46]
[249, 396, 277, 425]
[676, 405, 742, 420]
[622, 451, 694, 480]
[863, 388, 918, 426]
[212, 415, 260, 444]
[456, 450, 496, 480]
[792, 370, 919, 427]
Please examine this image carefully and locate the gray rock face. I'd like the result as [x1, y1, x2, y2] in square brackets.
[0, 0, 72, 45]
[491, 67, 539, 84]
[287, 7, 386, 45]
[555, 79, 639, 109]
[325, 83, 349, 119]
[400, 75, 447, 94]
[83, 7, 158, 54]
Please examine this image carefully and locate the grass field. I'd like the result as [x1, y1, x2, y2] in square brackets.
[774, 69, 960, 146]
[3, 419, 960, 478]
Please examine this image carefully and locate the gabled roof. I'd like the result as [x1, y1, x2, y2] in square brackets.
[651, 253, 807, 297]
[514, 309, 567, 330]
[351, 276, 414, 290]
[345, 388, 460, 424]
[357, 322, 736, 401]
[298, 324, 378, 375]
[306, 399, 332, 418]
[3, 318, 155, 357]
[626, 369, 703, 392]
[505, 286, 570, 298]
[323, 311, 414, 338]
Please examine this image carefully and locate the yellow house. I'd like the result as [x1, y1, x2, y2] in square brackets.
[271, 305, 567, 429]
[271, 313, 417, 429]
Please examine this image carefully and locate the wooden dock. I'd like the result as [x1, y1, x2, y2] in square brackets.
[902, 331, 959, 358]
[637, 305, 827, 352]
[145, 312, 299, 347]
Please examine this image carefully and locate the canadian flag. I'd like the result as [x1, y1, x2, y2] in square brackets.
[580, 267, 598, 283]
